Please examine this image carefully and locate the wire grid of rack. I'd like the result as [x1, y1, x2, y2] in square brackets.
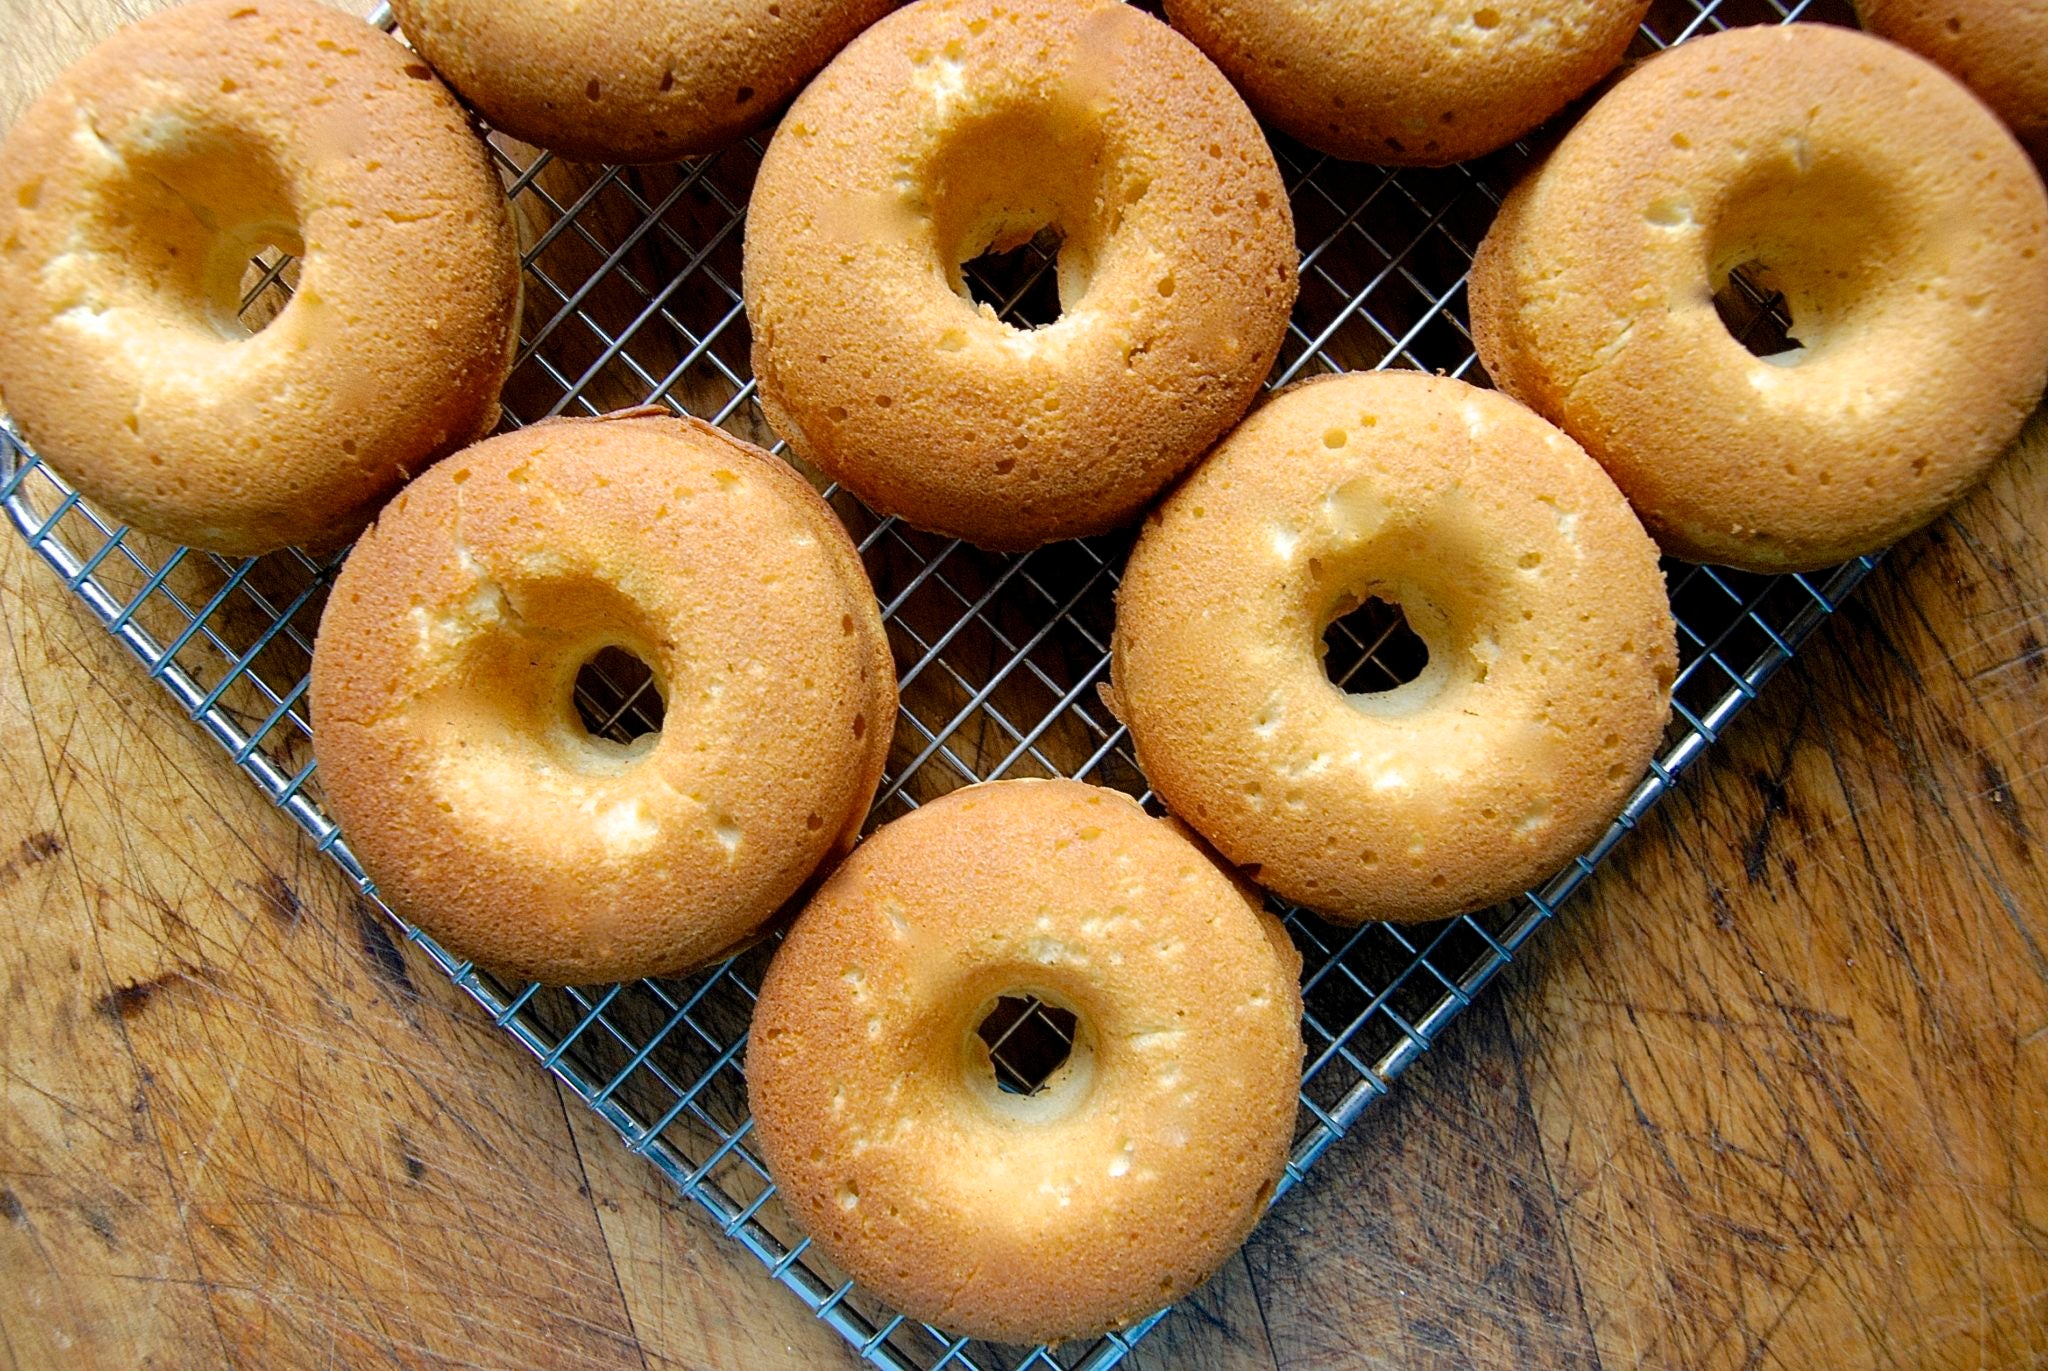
[2, 0, 1880, 1365]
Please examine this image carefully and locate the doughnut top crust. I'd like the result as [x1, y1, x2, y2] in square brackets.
[1469, 22, 2048, 572]
[744, 0, 1298, 550]
[1164, 0, 1651, 165]
[390, 0, 898, 164]
[1857, 0, 2048, 164]
[1111, 371, 1676, 923]
[0, 0, 521, 555]
[311, 411, 896, 985]
[747, 778, 1304, 1344]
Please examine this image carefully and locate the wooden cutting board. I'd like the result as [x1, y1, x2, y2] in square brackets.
[3, 3, 2045, 1366]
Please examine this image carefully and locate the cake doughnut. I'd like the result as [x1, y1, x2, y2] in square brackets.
[744, 0, 1297, 551]
[1109, 372, 1676, 924]
[747, 779, 1303, 1344]
[0, 0, 521, 556]
[389, 0, 897, 164]
[310, 411, 895, 985]
[1856, 0, 2048, 164]
[1163, 0, 1651, 165]
[1469, 23, 2048, 573]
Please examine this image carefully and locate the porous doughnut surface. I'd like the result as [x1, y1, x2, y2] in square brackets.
[1111, 372, 1676, 924]
[0, 0, 521, 555]
[747, 779, 1304, 1344]
[1857, 0, 2048, 165]
[743, 0, 1298, 550]
[390, 0, 896, 164]
[310, 412, 896, 986]
[1164, 0, 1650, 165]
[1470, 22, 2048, 572]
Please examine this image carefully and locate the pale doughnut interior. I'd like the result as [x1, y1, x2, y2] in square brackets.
[49, 112, 312, 346]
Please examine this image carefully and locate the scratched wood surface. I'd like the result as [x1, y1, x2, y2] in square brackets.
[4, 2, 2046, 1368]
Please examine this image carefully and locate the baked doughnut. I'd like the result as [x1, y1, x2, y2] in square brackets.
[1110, 372, 1676, 924]
[1163, 0, 1650, 165]
[744, 0, 1297, 551]
[0, 0, 521, 556]
[747, 778, 1303, 1344]
[1857, 0, 2048, 164]
[310, 410, 895, 985]
[1469, 23, 2048, 573]
[389, 0, 897, 164]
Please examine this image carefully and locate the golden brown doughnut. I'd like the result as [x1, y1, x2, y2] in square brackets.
[1164, 0, 1650, 165]
[1469, 23, 2048, 572]
[310, 411, 895, 985]
[744, 0, 1297, 550]
[1857, 0, 2048, 164]
[390, 0, 897, 164]
[747, 778, 1303, 1344]
[1110, 372, 1676, 924]
[0, 0, 521, 555]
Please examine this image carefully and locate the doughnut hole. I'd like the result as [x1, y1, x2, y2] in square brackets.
[924, 103, 1119, 330]
[63, 114, 306, 341]
[959, 226, 1067, 329]
[1711, 259, 1797, 361]
[1319, 596, 1429, 695]
[974, 993, 1079, 1094]
[960, 985, 1097, 1124]
[572, 645, 668, 745]
[232, 240, 304, 336]
[1702, 151, 1907, 367]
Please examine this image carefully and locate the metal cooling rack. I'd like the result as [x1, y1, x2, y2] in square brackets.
[2, 0, 1879, 1365]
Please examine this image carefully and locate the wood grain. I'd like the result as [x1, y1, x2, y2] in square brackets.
[1509, 414, 2048, 1370]
[3, 2, 2046, 1368]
